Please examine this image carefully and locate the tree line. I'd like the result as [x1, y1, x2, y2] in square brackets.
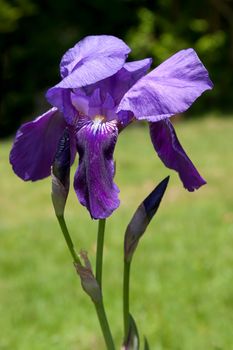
[0, 0, 232, 137]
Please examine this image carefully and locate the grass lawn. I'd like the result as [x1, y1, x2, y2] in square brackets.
[0, 116, 233, 350]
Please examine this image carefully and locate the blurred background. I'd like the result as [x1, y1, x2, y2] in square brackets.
[0, 1, 233, 350]
[0, 0, 233, 137]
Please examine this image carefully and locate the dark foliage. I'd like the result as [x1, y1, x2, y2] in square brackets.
[0, 0, 232, 138]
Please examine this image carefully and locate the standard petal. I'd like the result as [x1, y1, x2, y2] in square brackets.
[122, 58, 152, 82]
[82, 58, 152, 106]
[70, 58, 151, 126]
[74, 119, 120, 219]
[10, 108, 76, 181]
[150, 119, 206, 191]
[117, 49, 213, 121]
[107, 58, 152, 105]
[57, 35, 130, 88]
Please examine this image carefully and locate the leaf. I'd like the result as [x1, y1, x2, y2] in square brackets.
[123, 314, 140, 350]
[144, 336, 150, 350]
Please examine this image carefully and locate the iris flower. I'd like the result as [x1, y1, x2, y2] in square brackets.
[10, 35, 213, 219]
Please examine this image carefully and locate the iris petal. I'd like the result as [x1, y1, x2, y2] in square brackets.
[74, 119, 120, 219]
[57, 35, 130, 88]
[105, 58, 152, 105]
[150, 119, 206, 191]
[10, 108, 76, 181]
[46, 88, 77, 125]
[81, 58, 152, 106]
[117, 49, 213, 121]
[47, 35, 132, 123]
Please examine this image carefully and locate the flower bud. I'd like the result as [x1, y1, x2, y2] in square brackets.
[75, 250, 102, 303]
[51, 128, 71, 216]
[124, 176, 169, 262]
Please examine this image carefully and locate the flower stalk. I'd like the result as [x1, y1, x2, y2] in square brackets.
[96, 219, 106, 287]
[56, 214, 80, 264]
[56, 217, 115, 349]
[123, 259, 131, 343]
[123, 177, 170, 346]
[95, 219, 115, 349]
[94, 301, 115, 350]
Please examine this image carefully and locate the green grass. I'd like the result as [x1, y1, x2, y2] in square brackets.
[0, 116, 233, 350]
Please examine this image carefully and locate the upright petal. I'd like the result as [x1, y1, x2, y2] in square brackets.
[69, 58, 151, 126]
[103, 58, 152, 105]
[10, 108, 76, 181]
[81, 58, 152, 106]
[74, 119, 120, 219]
[57, 35, 130, 88]
[117, 49, 213, 121]
[150, 119, 206, 191]
[122, 58, 152, 85]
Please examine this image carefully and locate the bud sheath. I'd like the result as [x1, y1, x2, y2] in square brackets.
[51, 128, 71, 216]
[75, 250, 102, 303]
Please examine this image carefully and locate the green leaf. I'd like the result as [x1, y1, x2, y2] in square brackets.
[123, 314, 140, 350]
[144, 336, 150, 350]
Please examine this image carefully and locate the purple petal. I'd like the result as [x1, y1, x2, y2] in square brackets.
[108, 58, 152, 105]
[150, 119, 206, 191]
[82, 58, 152, 106]
[69, 58, 151, 126]
[10, 108, 76, 181]
[117, 49, 213, 121]
[56, 35, 130, 88]
[123, 58, 152, 79]
[71, 91, 89, 116]
[74, 119, 120, 219]
[46, 88, 78, 125]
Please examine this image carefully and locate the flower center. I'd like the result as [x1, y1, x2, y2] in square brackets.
[93, 115, 106, 123]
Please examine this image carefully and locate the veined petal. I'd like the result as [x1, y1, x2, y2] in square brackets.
[123, 58, 152, 80]
[109, 58, 152, 105]
[10, 108, 76, 181]
[70, 58, 151, 126]
[57, 35, 130, 88]
[81, 58, 152, 106]
[74, 119, 120, 219]
[117, 49, 213, 121]
[150, 120, 206, 191]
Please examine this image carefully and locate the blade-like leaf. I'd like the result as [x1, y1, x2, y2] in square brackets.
[123, 314, 140, 350]
[124, 176, 170, 262]
[144, 336, 150, 350]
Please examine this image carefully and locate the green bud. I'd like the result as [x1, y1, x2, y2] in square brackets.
[51, 128, 71, 216]
[124, 177, 169, 262]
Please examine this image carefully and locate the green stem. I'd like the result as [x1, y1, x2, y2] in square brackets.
[56, 215, 114, 348]
[123, 259, 131, 342]
[56, 215, 81, 264]
[95, 219, 106, 288]
[95, 219, 115, 350]
[95, 300, 115, 350]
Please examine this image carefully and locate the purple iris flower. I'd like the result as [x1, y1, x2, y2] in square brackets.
[10, 35, 213, 219]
